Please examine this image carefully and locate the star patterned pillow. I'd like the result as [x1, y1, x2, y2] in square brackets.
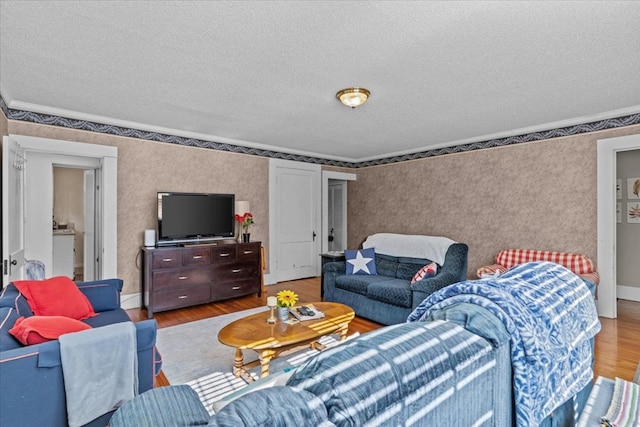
[345, 248, 377, 275]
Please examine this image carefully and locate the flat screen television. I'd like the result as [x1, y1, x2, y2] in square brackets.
[157, 192, 235, 246]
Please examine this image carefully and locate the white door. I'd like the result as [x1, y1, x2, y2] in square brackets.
[83, 169, 97, 280]
[269, 159, 321, 282]
[328, 181, 347, 252]
[2, 137, 26, 285]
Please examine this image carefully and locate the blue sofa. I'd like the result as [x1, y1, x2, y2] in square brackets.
[323, 234, 469, 325]
[110, 266, 599, 427]
[0, 278, 160, 427]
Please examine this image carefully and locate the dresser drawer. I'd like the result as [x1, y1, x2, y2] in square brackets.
[236, 243, 259, 261]
[211, 246, 237, 263]
[151, 249, 183, 269]
[152, 266, 212, 290]
[214, 260, 258, 282]
[211, 278, 259, 301]
[183, 247, 211, 266]
[152, 284, 210, 311]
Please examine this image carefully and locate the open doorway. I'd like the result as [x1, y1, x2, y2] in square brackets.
[597, 133, 640, 318]
[2, 134, 117, 286]
[321, 171, 356, 256]
[52, 166, 98, 281]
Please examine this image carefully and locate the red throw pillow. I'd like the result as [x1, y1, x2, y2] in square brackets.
[9, 316, 92, 345]
[13, 276, 96, 320]
[411, 262, 438, 285]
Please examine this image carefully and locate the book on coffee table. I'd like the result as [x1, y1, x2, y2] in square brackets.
[289, 305, 325, 321]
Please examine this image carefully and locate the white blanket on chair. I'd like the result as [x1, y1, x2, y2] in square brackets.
[59, 321, 138, 427]
[363, 233, 455, 265]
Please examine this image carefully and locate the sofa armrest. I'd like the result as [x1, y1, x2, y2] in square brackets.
[322, 261, 346, 275]
[411, 272, 461, 305]
[77, 278, 123, 312]
[0, 319, 158, 427]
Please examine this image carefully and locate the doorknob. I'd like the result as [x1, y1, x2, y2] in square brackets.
[11, 260, 17, 266]
[312, 231, 317, 241]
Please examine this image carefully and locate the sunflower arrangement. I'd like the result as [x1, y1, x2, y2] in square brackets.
[276, 290, 298, 308]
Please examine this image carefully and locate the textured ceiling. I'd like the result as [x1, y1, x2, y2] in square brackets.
[1, 1, 639, 162]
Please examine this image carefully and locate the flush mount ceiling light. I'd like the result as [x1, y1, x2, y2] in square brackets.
[336, 87, 371, 109]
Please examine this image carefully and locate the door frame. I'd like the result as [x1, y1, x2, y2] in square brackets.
[597, 133, 640, 318]
[3, 135, 117, 281]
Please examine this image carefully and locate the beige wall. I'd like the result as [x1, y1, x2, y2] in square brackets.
[5, 118, 269, 296]
[3, 107, 640, 290]
[349, 124, 640, 278]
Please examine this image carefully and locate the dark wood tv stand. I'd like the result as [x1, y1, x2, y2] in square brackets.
[141, 241, 262, 318]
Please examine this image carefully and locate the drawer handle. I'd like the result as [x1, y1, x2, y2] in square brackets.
[232, 286, 241, 290]
[192, 255, 203, 259]
[232, 269, 242, 273]
[162, 258, 173, 262]
[178, 276, 188, 280]
[219, 253, 230, 257]
[178, 295, 188, 299]
[243, 250, 253, 254]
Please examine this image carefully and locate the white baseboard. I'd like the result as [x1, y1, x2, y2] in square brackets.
[121, 292, 141, 310]
[617, 285, 640, 302]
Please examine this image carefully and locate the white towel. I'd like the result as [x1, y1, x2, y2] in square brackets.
[59, 322, 137, 427]
[363, 233, 455, 265]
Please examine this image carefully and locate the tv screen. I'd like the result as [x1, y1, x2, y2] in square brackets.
[157, 192, 235, 244]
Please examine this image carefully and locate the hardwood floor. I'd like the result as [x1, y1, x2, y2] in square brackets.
[126, 277, 640, 386]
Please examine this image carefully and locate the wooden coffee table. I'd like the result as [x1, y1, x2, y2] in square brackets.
[217, 302, 354, 381]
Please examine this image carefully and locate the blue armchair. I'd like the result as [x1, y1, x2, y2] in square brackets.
[0, 278, 160, 427]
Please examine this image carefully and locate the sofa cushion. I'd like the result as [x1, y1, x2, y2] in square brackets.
[110, 385, 211, 427]
[9, 315, 92, 345]
[287, 321, 493, 426]
[366, 279, 413, 308]
[335, 274, 391, 296]
[0, 307, 22, 351]
[82, 308, 132, 328]
[13, 277, 96, 320]
[0, 284, 34, 317]
[411, 262, 438, 284]
[396, 257, 432, 280]
[209, 386, 332, 426]
[345, 248, 377, 275]
[374, 253, 399, 277]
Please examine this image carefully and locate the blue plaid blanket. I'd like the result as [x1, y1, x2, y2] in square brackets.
[408, 261, 601, 427]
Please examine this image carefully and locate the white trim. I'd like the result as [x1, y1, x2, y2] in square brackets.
[597, 134, 640, 318]
[9, 100, 640, 163]
[120, 292, 141, 310]
[9, 134, 117, 158]
[617, 285, 640, 302]
[8, 134, 118, 280]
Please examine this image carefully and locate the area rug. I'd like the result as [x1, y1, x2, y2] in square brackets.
[156, 307, 267, 385]
[156, 307, 353, 384]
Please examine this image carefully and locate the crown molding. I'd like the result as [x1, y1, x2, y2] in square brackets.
[2, 95, 639, 168]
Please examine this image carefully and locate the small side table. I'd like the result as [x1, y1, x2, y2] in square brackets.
[319, 252, 345, 298]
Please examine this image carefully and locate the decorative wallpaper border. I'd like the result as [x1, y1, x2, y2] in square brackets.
[2, 95, 639, 168]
